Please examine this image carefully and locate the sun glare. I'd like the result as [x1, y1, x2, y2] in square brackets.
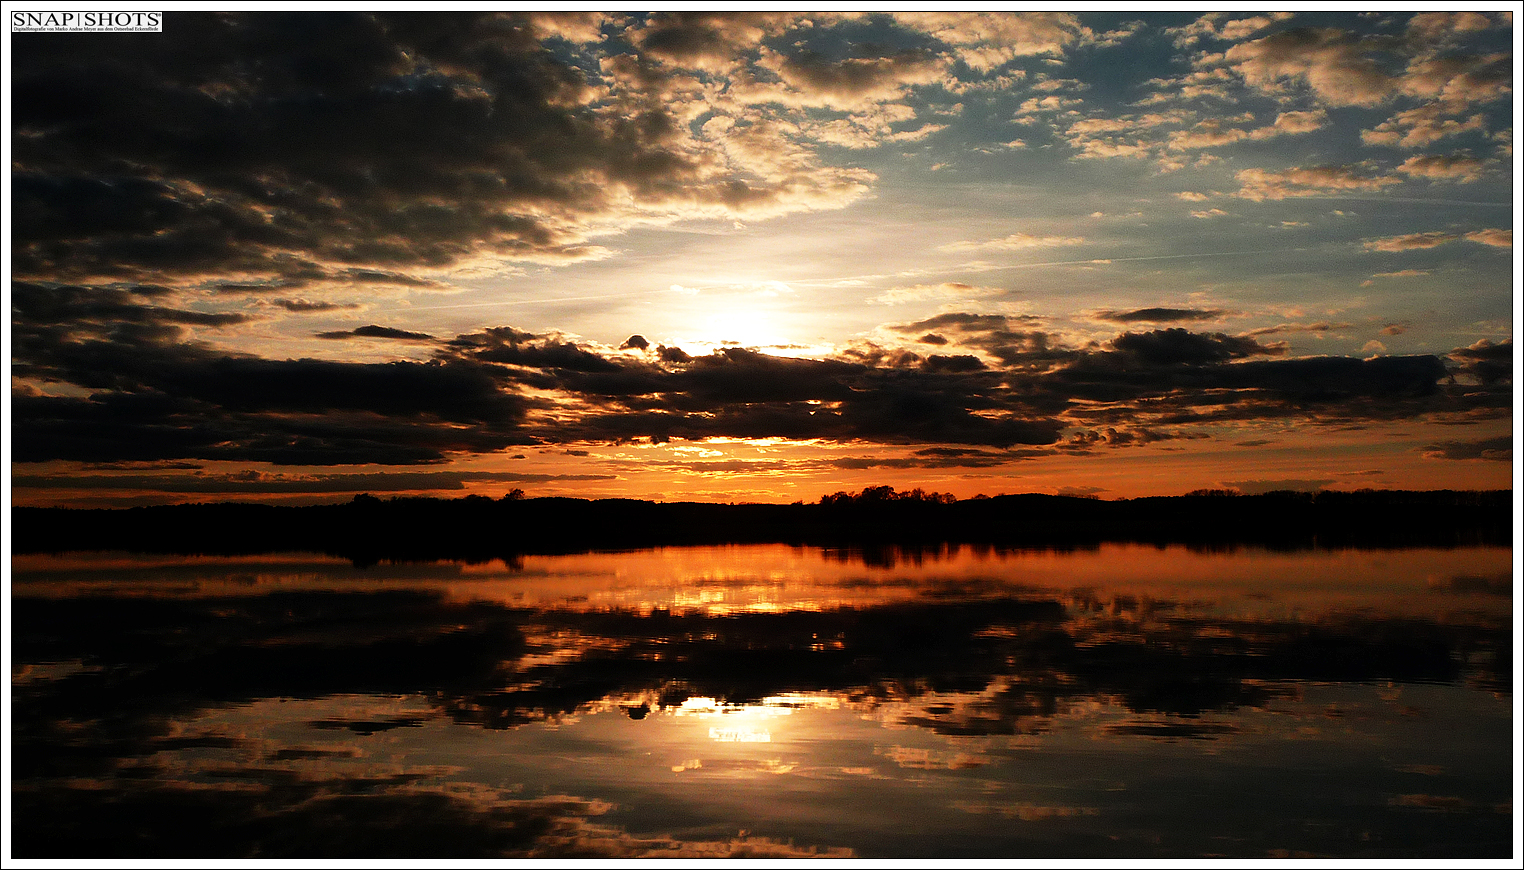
[703, 309, 782, 350]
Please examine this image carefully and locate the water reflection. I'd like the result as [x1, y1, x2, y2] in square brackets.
[10, 544, 1513, 858]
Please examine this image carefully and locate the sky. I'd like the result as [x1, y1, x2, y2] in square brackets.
[6, 8, 1519, 507]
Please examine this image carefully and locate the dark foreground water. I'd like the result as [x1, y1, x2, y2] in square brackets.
[9, 544, 1515, 859]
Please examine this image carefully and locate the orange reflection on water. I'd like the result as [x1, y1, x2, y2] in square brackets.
[14, 544, 1511, 624]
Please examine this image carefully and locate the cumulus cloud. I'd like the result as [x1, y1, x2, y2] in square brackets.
[1166, 12, 1296, 48]
[1235, 165, 1401, 201]
[1396, 154, 1488, 182]
[1463, 228, 1512, 247]
[1362, 231, 1458, 251]
[1362, 105, 1490, 148]
[1168, 119, 1250, 150]
[893, 11, 1088, 71]
[1223, 27, 1399, 107]
[1397, 50, 1511, 104]
[751, 45, 947, 109]
[628, 11, 796, 73]
[1448, 339, 1512, 387]
[1248, 109, 1328, 139]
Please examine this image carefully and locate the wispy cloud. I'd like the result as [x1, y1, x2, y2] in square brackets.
[941, 233, 1086, 253]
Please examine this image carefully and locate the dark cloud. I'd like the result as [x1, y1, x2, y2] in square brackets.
[12, 294, 539, 465]
[272, 299, 362, 313]
[11, 470, 616, 494]
[888, 313, 1061, 369]
[619, 334, 650, 350]
[10, 281, 1500, 467]
[631, 12, 794, 70]
[1423, 436, 1511, 462]
[317, 325, 436, 341]
[656, 345, 692, 364]
[922, 354, 987, 373]
[11, 12, 869, 286]
[12, 281, 252, 336]
[1111, 329, 1281, 365]
[450, 328, 625, 375]
[1093, 307, 1224, 323]
[1448, 339, 1511, 387]
[1244, 321, 1352, 337]
[772, 46, 943, 102]
[1222, 478, 1333, 495]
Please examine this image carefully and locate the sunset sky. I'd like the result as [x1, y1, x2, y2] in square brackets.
[8, 9, 1518, 507]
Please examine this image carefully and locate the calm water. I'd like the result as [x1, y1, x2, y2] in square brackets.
[9, 544, 1515, 858]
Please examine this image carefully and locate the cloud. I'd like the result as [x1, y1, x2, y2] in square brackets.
[628, 12, 796, 73]
[1405, 11, 1495, 42]
[1222, 478, 1333, 494]
[11, 12, 882, 288]
[1248, 109, 1328, 138]
[1168, 120, 1250, 150]
[1396, 154, 1487, 182]
[1448, 339, 1512, 387]
[526, 11, 616, 44]
[14, 273, 1502, 471]
[11, 469, 617, 494]
[1244, 321, 1352, 336]
[1092, 308, 1225, 324]
[271, 299, 363, 313]
[1191, 208, 1231, 219]
[894, 11, 1088, 71]
[940, 233, 1085, 253]
[752, 44, 947, 109]
[1223, 27, 1398, 107]
[317, 325, 436, 341]
[1397, 51, 1511, 105]
[1463, 228, 1511, 247]
[1111, 329, 1281, 365]
[922, 354, 987, 373]
[1235, 165, 1401, 200]
[869, 282, 1005, 305]
[1166, 12, 1296, 47]
[1423, 436, 1512, 461]
[1015, 95, 1085, 116]
[1362, 231, 1458, 251]
[1362, 105, 1489, 148]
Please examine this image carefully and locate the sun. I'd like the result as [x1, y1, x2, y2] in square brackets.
[702, 309, 783, 350]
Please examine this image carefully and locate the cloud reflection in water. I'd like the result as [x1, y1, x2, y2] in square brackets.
[10, 544, 1513, 858]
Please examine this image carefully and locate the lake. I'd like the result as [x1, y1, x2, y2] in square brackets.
[9, 543, 1514, 858]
